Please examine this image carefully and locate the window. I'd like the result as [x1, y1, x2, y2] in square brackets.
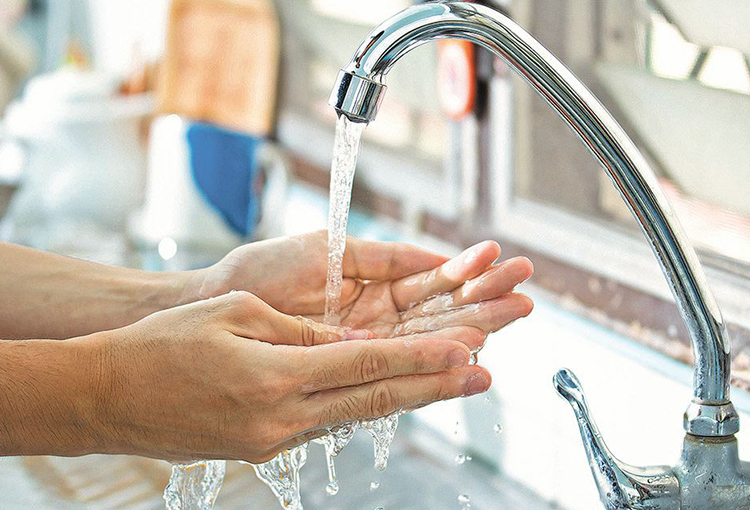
[507, 0, 750, 273]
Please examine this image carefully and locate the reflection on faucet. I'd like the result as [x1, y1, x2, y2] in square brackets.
[329, 2, 750, 507]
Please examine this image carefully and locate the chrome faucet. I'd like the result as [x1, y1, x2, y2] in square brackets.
[329, 2, 750, 508]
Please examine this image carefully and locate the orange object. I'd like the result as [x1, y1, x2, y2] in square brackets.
[437, 39, 476, 120]
[158, 0, 280, 136]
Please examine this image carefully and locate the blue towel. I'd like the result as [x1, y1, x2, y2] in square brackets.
[187, 122, 263, 237]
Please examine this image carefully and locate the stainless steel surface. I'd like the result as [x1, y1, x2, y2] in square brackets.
[554, 369, 680, 509]
[329, 71, 386, 124]
[555, 369, 750, 509]
[329, 1, 749, 506]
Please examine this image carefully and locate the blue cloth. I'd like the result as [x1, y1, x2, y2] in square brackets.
[186, 122, 263, 237]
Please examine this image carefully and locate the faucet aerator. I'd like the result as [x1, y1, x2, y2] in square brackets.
[329, 70, 386, 124]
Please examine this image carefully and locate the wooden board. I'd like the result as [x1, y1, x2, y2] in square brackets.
[158, 0, 280, 135]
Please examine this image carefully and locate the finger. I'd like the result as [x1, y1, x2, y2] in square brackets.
[401, 257, 533, 320]
[343, 237, 449, 281]
[394, 293, 534, 336]
[391, 241, 501, 311]
[223, 291, 371, 346]
[307, 366, 491, 428]
[298, 333, 472, 393]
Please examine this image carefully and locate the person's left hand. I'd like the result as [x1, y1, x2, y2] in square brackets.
[190, 231, 533, 341]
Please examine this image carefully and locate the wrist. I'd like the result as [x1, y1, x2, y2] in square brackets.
[74, 330, 129, 456]
[148, 269, 207, 309]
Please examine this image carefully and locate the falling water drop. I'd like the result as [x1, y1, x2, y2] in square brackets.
[326, 481, 340, 496]
[455, 454, 466, 465]
[370, 481, 380, 491]
[493, 424, 503, 434]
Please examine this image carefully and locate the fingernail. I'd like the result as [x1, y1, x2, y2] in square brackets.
[465, 373, 489, 396]
[344, 329, 374, 340]
[448, 349, 469, 368]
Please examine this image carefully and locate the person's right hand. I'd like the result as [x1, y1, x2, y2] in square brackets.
[87, 291, 489, 464]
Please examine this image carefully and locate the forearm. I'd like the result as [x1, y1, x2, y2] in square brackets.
[0, 242, 199, 339]
[0, 337, 105, 457]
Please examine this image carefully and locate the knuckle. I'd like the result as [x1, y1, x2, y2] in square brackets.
[297, 317, 318, 347]
[307, 363, 337, 391]
[354, 346, 390, 383]
[229, 290, 258, 309]
[319, 395, 359, 427]
[366, 382, 398, 417]
[434, 379, 454, 401]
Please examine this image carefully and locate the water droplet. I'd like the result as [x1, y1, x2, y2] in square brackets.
[466, 455, 472, 461]
[493, 424, 503, 434]
[458, 494, 471, 503]
[375, 507, 384, 510]
[455, 454, 466, 465]
[484, 396, 491, 404]
[326, 481, 339, 496]
[370, 481, 380, 491]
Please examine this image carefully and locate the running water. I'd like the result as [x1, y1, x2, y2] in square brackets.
[320, 116, 402, 477]
[252, 115, 366, 510]
[319, 114, 366, 492]
[163, 460, 226, 510]
[323, 115, 366, 325]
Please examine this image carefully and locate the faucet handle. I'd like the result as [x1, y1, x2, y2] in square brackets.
[553, 369, 680, 509]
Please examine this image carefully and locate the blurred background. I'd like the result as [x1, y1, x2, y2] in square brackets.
[0, 0, 749, 508]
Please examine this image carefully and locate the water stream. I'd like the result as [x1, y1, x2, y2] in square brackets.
[253, 115, 367, 510]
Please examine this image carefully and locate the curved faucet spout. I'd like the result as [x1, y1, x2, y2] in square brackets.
[329, 1, 736, 436]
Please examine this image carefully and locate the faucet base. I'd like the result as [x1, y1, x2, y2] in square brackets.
[676, 434, 750, 509]
[683, 401, 740, 437]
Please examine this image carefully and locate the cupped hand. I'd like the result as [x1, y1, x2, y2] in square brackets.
[194, 231, 534, 341]
[90, 291, 489, 463]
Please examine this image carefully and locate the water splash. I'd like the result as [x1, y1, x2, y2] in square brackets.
[361, 414, 399, 471]
[313, 422, 359, 497]
[252, 445, 309, 510]
[163, 460, 226, 510]
[458, 494, 472, 509]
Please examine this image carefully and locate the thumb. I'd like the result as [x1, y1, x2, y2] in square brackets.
[272, 315, 375, 346]
[226, 291, 372, 346]
[275, 314, 344, 346]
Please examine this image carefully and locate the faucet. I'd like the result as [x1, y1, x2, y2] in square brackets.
[329, 1, 750, 508]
